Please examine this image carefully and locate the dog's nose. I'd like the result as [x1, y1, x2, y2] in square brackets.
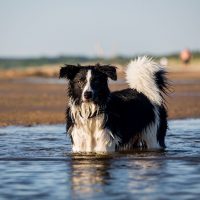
[84, 91, 93, 100]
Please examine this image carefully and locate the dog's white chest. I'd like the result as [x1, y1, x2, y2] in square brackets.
[70, 116, 117, 152]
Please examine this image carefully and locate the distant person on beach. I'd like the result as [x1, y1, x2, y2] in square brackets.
[180, 49, 192, 65]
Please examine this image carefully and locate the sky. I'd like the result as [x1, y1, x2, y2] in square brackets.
[0, 0, 200, 58]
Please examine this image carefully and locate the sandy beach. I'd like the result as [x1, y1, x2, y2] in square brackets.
[0, 70, 200, 126]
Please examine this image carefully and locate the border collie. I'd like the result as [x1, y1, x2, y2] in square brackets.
[60, 57, 168, 152]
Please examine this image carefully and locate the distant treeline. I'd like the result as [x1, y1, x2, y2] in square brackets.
[1, 51, 200, 69]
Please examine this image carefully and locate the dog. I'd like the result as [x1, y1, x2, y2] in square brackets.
[60, 56, 168, 152]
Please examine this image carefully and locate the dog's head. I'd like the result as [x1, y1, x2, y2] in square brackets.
[60, 64, 117, 105]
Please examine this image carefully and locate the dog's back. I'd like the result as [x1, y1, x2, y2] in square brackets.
[108, 57, 168, 150]
[60, 56, 168, 152]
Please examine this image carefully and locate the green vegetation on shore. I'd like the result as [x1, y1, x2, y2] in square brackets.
[0, 51, 200, 69]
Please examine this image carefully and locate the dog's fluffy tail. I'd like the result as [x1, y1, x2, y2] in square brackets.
[125, 56, 168, 105]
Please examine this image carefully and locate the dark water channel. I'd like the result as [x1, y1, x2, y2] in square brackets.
[0, 119, 200, 200]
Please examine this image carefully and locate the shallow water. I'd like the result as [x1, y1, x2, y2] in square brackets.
[0, 119, 200, 200]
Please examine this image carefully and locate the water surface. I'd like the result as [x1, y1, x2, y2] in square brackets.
[0, 119, 200, 200]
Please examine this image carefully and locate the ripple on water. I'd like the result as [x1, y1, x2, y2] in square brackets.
[0, 119, 200, 200]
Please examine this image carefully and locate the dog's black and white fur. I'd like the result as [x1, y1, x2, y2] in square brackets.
[60, 57, 168, 152]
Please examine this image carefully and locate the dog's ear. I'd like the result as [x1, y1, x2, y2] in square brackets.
[59, 64, 81, 80]
[95, 64, 117, 81]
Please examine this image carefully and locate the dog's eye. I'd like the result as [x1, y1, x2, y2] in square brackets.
[92, 79, 99, 85]
[77, 80, 84, 85]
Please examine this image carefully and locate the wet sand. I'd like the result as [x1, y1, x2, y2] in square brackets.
[0, 71, 200, 126]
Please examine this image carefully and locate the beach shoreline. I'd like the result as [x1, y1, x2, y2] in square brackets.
[0, 71, 200, 127]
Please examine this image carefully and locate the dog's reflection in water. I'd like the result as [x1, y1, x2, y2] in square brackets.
[69, 152, 164, 198]
[70, 154, 111, 197]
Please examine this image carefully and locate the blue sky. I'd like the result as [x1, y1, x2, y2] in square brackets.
[0, 0, 200, 57]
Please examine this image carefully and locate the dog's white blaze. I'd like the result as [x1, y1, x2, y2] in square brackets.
[82, 70, 93, 101]
[69, 102, 120, 152]
[140, 105, 161, 149]
[126, 56, 164, 105]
